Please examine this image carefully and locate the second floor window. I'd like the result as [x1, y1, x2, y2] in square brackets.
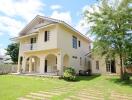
[72, 36, 77, 49]
[30, 37, 36, 44]
[30, 37, 36, 50]
[44, 31, 50, 42]
[78, 40, 81, 47]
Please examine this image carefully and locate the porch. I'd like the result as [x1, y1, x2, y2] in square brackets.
[18, 51, 69, 76]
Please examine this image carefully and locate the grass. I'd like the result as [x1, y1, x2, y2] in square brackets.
[0, 75, 131, 100]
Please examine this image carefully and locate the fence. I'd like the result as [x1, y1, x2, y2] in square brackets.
[0, 63, 17, 74]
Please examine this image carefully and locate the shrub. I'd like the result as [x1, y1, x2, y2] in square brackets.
[122, 72, 130, 81]
[63, 67, 76, 81]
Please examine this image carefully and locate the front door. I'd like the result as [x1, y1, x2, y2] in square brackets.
[111, 60, 116, 73]
[45, 60, 47, 72]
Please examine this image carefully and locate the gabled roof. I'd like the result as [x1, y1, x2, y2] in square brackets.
[17, 15, 92, 42]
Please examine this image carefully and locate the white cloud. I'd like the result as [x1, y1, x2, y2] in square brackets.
[75, 3, 98, 36]
[0, 0, 45, 37]
[77, 0, 123, 39]
[75, 19, 94, 35]
[0, 32, 3, 36]
[0, 44, 6, 56]
[82, 3, 100, 14]
[50, 5, 62, 10]
[0, 16, 25, 37]
[0, 0, 45, 22]
[82, 0, 123, 14]
[51, 11, 72, 25]
[0, 48, 6, 56]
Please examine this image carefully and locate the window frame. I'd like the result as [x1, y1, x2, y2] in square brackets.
[72, 36, 77, 49]
[78, 40, 81, 47]
[106, 60, 111, 72]
[96, 61, 99, 70]
[44, 31, 50, 42]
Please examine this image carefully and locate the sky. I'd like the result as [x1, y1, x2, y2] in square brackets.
[0, 0, 98, 55]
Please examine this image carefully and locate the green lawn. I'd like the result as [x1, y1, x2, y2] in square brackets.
[0, 75, 131, 100]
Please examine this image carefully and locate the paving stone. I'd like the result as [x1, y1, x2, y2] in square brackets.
[17, 97, 32, 100]
[50, 90, 68, 93]
[111, 95, 132, 100]
[69, 95, 98, 100]
[79, 93, 104, 98]
[82, 89, 103, 93]
[38, 91, 60, 95]
[66, 96, 81, 100]
[80, 91, 103, 96]
[78, 94, 104, 100]
[30, 92, 52, 98]
[113, 94, 132, 98]
[25, 95, 46, 100]
[110, 92, 132, 100]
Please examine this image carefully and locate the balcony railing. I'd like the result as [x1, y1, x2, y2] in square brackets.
[21, 43, 38, 51]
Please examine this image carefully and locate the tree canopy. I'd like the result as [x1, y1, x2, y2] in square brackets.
[6, 43, 19, 64]
[84, 0, 132, 78]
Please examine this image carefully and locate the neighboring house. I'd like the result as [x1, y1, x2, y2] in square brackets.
[85, 52, 132, 75]
[0, 55, 4, 63]
[12, 15, 92, 75]
[3, 55, 13, 64]
[90, 55, 121, 74]
[0, 55, 13, 64]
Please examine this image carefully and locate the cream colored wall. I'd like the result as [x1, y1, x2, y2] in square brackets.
[91, 57, 107, 74]
[18, 21, 122, 75]
[37, 25, 57, 50]
[19, 25, 58, 57]
[92, 56, 121, 74]
[57, 24, 91, 73]
[18, 23, 91, 75]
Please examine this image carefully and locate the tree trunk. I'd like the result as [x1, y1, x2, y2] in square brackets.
[119, 54, 124, 79]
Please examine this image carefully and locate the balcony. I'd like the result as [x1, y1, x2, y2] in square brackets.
[21, 43, 38, 51]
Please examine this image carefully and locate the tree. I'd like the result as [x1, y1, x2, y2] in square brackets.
[84, 0, 132, 79]
[6, 43, 19, 64]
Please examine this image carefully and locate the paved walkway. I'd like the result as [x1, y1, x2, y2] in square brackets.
[17, 87, 132, 100]
[64, 88, 132, 100]
[17, 84, 74, 100]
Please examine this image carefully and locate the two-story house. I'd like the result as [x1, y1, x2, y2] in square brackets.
[13, 15, 92, 76]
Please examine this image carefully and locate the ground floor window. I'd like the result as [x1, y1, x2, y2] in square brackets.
[88, 61, 91, 70]
[96, 61, 99, 70]
[106, 61, 111, 72]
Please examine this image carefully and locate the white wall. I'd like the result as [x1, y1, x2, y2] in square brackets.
[57, 24, 91, 73]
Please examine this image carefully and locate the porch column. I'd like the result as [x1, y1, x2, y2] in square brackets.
[39, 56, 45, 74]
[57, 53, 63, 76]
[22, 57, 26, 73]
[17, 57, 21, 73]
[29, 57, 32, 73]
